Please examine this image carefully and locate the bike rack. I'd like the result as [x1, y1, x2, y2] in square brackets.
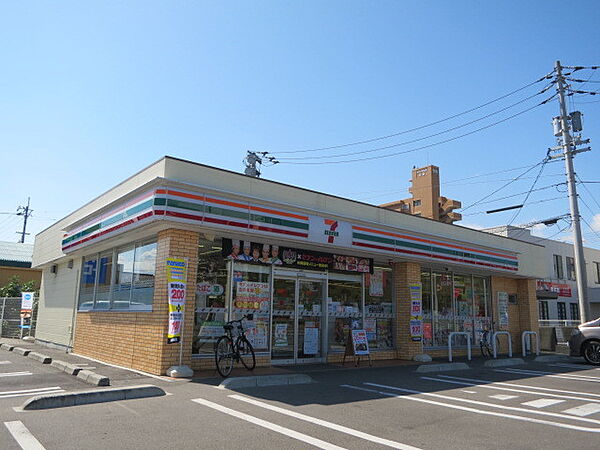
[521, 331, 540, 357]
[448, 332, 472, 362]
[492, 331, 512, 358]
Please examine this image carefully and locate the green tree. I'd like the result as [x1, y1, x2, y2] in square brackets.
[0, 275, 37, 297]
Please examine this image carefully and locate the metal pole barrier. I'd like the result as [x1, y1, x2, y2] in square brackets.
[448, 332, 472, 362]
[521, 331, 540, 357]
[492, 331, 512, 358]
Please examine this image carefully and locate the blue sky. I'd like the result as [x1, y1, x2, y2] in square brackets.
[1, 1, 599, 248]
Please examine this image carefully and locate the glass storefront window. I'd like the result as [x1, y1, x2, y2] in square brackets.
[193, 236, 229, 355]
[78, 257, 97, 310]
[94, 251, 113, 310]
[131, 241, 157, 309]
[364, 268, 394, 349]
[422, 269, 492, 347]
[328, 275, 362, 352]
[113, 246, 135, 309]
[230, 262, 271, 353]
[77, 239, 157, 311]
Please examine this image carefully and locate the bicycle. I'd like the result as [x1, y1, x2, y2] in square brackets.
[480, 329, 493, 357]
[214, 313, 256, 377]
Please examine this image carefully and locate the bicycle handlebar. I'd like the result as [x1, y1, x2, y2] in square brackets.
[225, 314, 254, 326]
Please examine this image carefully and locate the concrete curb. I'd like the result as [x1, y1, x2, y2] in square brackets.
[27, 352, 52, 364]
[415, 362, 470, 373]
[534, 354, 571, 363]
[18, 385, 166, 411]
[50, 360, 83, 376]
[218, 374, 314, 390]
[12, 347, 30, 356]
[483, 357, 525, 368]
[0, 343, 15, 351]
[77, 369, 110, 386]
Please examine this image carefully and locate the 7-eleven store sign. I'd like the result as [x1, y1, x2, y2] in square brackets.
[309, 217, 352, 248]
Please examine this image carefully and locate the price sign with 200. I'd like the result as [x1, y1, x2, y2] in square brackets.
[171, 289, 186, 299]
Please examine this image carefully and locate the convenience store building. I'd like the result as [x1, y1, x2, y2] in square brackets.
[32, 156, 545, 375]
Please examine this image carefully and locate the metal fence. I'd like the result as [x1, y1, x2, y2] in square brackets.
[0, 297, 38, 339]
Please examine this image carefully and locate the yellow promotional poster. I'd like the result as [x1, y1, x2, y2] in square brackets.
[166, 258, 187, 344]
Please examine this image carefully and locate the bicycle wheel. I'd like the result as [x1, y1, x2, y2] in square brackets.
[480, 342, 492, 358]
[236, 336, 256, 371]
[215, 336, 235, 377]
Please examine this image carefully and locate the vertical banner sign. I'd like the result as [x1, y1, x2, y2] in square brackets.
[409, 283, 423, 342]
[497, 291, 509, 329]
[166, 258, 187, 344]
[20, 292, 34, 330]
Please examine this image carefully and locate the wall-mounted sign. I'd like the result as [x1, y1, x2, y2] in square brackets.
[497, 291, 509, 328]
[536, 281, 572, 297]
[222, 239, 373, 274]
[308, 217, 352, 247]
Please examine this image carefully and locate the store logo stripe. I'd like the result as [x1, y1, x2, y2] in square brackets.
[165, 198, 204, 213]
[205, 196, 248, 210]
[204, 216, 249, 229]
[164, 211, 203, 222]
[163, 189, 205, 202]
[352, 232, 395, 246]
[204, 205, 249, 221]
[248, 205, 309, 221]
[249, 224, 309, 238]
[62, 211, 154, 250]
[392, 246, 516, 271]
[62, 202, 154, 245]
[352, 241, 396, 253]
[249, 214, 309, 231]
[353, 225, 517, 261]
[68, 190, 155, 235]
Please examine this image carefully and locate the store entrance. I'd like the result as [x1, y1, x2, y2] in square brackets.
[271, 276, 325, 364]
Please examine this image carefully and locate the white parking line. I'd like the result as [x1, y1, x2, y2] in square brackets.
[504, 367, 600, 379]
[229, 394, 421, 450]
[4, 421, 46, 449]
[489, 394, 518, 400]
[363, 382, 600, 425]
[437, 375, 600, 399]
[522, 399, 565, 408]
[0, 372, 32, 378]
[342, 384, 600, 433]
[549, 363, 600, 370]
[494, 368, 600, 383]
[0, 387, 64, 399]
[191, 398, 347, 450]
[563, 404, 600, 417]
[0, 361, 11, 365]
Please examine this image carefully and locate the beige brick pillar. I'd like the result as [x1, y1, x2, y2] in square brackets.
[152, 228, 200, 374]
[517, 278, 539, 353]
[392, 261, 424, 360]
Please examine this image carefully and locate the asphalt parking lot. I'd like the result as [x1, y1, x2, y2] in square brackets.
[2, 354, 600, 449]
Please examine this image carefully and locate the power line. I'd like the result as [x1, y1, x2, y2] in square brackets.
[507, 159, 549, 225]
[462, 195, 565, 217]
[277, 97, 556, 166]
[576, 174, 600, 210]
[460, 159, 548, 212]
[266, 72, 554, 154]
[275, 85, 553, 161]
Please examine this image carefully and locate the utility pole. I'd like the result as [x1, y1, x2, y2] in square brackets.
[243, 151, 279, 177]
[16, 197, 32, 244]
[552, 60, 591, 322]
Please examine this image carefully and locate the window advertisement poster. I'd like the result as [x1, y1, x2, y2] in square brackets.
[368, 269, 384, 297]
[364, 318, 377, 341]
[246, 318, 268, 350]
[409, 283, 423, 341]
[197, 321, 225, 343]
[235, 281, 270, 309]
[351, 329, 370, 355]
[167, 258, 187, 344]
[497, 291, 509, 328]
[274, 323, 288, 347]
[303, 326, 320, 355]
